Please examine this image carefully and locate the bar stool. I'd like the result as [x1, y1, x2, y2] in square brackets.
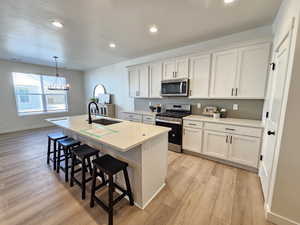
[70, 144, 106, 200]
[47, 132, 68, 170]
[90, 154, 134, 225]
[57, 137, 81, 182]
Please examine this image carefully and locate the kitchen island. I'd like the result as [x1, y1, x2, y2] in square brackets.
[46, 115, 170, 209]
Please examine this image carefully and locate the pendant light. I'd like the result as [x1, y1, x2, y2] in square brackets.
[48, 56, 70, 91]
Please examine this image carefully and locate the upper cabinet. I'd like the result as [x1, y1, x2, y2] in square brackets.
[236, 43, 271, 98]
[210, 49, 239, 98]
[128, 65, 149, 98]
[189, 54, 211, 98]
[149, 62, 163, 98]
[162, 57, 189, 80]
[128, 42, 271, 99]
[210, 43, 271, 99]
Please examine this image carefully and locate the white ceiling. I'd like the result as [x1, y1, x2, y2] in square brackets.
[0, 0, 282, 71]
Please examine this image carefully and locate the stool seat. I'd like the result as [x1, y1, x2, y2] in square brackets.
[58, 137, 80, 147]
[48, 132, 67, 140]
[93, 154, 128, 175]
[73, 145, 99, 158]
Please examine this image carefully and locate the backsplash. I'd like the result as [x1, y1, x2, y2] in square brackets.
[134, 98, 264, 120]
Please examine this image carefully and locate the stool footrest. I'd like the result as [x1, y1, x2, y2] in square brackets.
[94, 196, 109, 212]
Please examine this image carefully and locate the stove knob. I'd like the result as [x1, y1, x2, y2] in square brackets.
[172, 134, 175, 137]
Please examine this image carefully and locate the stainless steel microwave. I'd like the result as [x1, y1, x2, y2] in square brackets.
[161, 79, 189, 97]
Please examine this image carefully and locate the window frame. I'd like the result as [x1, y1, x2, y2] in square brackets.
[12, 72, 69, 116]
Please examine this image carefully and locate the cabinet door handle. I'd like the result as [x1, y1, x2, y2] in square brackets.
[231, 88, 234, 96]
[235, 88, 238, 96]
[230, 136, 233, 144]
[226, 135, 228, 143]
[175, 71, 177, 77]
[225, 128, 235, 131]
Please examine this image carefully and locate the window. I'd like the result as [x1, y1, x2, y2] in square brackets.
[12, 73, 68, 115]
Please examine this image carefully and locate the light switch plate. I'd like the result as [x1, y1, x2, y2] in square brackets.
[233, 104, 239, 111]
[197, 103, 202, 109]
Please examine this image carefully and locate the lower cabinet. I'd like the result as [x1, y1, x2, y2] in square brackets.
[202, 130, 261, 168]
[182, 127, 202, 153]
[202, 130, 229, 160]
[229, 134, 261, 168]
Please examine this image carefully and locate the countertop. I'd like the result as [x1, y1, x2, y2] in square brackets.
[184, 115, 264, 128]
[122, 111, 157, 116]
[46, 115, 170, 152]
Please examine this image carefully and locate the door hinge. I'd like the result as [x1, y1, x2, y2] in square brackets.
[266, 111, 269, 119]
[260, 155, 263, 161]
[270, 63, 276, 71]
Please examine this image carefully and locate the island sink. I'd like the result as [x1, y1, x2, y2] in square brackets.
[92, 118, 122, 126]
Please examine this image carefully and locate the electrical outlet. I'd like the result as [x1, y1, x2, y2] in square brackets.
[149, 101, 152, 106]
[233, 104, 239, 111]
[197, 103, 202, 109]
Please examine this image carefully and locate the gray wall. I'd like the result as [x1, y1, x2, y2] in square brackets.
[0, 60, 85, 134]
[135, 98, 264, 120]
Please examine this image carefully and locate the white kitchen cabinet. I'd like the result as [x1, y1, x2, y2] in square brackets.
[128, 65, 149, 98]
[203, 130, 229, 159]
[162, 57, 189, 80]
[128, 68, 140, 98]
[182, 127, 202, 153]
[149, 62, 163, 98]
[210, 43, 270, 99]
[229, 134, 261, 168]
[189, 54, 211, 98]
[236, 43, 270, 98]
[139, 65, 149, 98]
[210, 49, 239, 98]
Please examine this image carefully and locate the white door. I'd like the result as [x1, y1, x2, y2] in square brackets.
[259, 34, 292, 200]
[163, 60, 176, 80]
[128, 68, 139, 97]
[210, 49, 238, 98]
[229, 134, 261, 168]
[149, 62, 162, 98]
[236, 43, 271, 98]
[189, 54, 211, 98]
[182, 127, 202, 153]
[203, 130, 229, 159]
[138, 65, 149, 98]
[175, 57, 189, 78]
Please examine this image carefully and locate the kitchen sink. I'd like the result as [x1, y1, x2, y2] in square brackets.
[92, 118, 122, 126]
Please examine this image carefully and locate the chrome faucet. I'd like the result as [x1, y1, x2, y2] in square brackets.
[88, 101, 99, 124]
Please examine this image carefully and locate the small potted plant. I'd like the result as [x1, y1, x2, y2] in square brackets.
[213, 108, 221, 119]
[90, 97, 98, 103]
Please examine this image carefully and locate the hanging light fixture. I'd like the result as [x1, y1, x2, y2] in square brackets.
[48, 56, 70, 91]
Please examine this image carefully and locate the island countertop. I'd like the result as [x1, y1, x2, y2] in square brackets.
[46, 115, 170, 152]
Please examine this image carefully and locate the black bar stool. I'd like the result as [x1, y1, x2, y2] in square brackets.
[57, 137, 81, 182]
[90, 154, 134, 225]
[70, 144, 106, 200]
[47, 132, 68, 170]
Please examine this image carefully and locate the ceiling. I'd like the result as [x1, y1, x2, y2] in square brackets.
[0, 0, 282, 71]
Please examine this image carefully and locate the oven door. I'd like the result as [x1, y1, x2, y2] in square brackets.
[156, 119, 182, 152]
[161, 79, 188, 97]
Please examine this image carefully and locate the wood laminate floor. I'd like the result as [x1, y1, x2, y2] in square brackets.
[0, 127, 272, 225]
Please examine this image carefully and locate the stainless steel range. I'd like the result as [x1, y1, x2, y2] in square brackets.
[155, 104, 191, 153]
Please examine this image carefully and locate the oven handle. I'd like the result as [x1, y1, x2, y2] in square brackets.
[156, 119, 182, 125]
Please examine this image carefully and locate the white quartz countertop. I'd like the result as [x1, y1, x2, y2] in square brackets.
[184, 115, 264, 128]
[46, 115, 170, 152]
[122, 111, 157, 116]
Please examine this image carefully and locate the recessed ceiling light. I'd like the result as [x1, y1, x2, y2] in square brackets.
[51, 20, 64, 28]
[224, 0, 235, 4]
[109, 43, 116, 48]
[149, 25, 158, 33]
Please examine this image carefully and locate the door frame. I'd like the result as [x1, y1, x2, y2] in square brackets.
[259, 17, 295, 211]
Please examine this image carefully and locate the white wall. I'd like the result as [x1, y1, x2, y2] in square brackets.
[0, 60, 85, 134]
[266, 0, 300, 224]
[84, 25, 273, 118]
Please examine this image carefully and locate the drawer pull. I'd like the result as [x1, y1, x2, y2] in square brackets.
[225, 128, 235, 131]
[188, 123, 197, 126]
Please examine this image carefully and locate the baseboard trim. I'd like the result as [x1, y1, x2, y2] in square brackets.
[266, 209, 300, 225]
